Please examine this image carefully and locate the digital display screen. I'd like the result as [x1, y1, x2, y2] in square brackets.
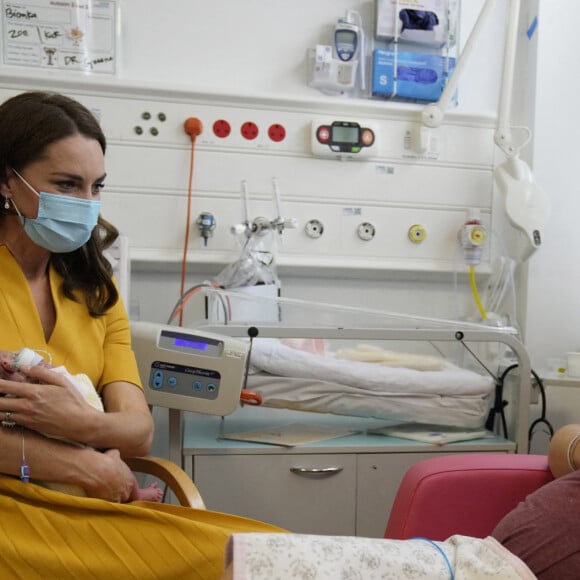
[173, 338, 208, 351]
[336, 30, 356, 45]
[332, 125, 359, 144]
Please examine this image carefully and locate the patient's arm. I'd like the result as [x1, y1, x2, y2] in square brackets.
[548, 423, 580, 478]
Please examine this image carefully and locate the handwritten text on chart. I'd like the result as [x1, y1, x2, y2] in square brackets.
[2, 0, 117, 74]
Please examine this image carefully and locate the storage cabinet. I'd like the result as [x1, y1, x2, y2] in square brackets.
[356, 452, 447, 537]
[183, 407, 515, 537]
[194, 453, 357, 535]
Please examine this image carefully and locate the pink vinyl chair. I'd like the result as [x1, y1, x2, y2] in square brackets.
[384, 453, 553, 541]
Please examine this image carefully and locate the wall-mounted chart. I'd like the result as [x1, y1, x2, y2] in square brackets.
[1, 1, 118, 74]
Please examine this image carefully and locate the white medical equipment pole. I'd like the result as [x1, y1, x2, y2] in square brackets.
[241, 180, 251, 227]
[420, 0, 550, 262]
[421, 0, 498, 130]
[494, 0, 520, 157]
[493, 0, 550, 262]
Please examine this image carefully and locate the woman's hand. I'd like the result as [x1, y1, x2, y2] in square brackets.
[84, 448, 136, 503]
[0, 365, 98, 440]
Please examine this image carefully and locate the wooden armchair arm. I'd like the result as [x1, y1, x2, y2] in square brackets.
[125, 456, 206, 509]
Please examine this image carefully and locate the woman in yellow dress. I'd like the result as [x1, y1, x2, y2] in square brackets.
[0, 90, 282, 579]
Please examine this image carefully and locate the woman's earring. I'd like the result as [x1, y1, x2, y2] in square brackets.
[3, 197, 9, 210]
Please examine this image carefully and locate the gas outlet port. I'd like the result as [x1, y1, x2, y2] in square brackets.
[408, 224, 427, 243]
[305, 219, 324, 239]
[357, 222, 375, 241]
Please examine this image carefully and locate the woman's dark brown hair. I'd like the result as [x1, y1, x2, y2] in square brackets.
[0, 91, 119, 316]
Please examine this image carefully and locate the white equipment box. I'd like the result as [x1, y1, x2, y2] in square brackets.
[131, 321, 249, 416]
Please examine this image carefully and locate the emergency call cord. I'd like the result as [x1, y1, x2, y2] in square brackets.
[179, 118, 203, 326]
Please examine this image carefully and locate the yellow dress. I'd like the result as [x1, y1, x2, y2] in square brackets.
[0, 246, 284, 579]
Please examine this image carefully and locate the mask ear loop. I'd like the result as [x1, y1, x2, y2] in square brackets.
[8, 197, 22, 219]
[9, 168, 39, 222]
[11, 169, 38, 196]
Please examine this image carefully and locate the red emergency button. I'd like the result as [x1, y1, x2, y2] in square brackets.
[317, 126, 330, 143]
[361, 128, 375, 147]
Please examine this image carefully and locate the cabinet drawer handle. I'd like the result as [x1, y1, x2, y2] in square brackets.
[289, 466, 344, 478]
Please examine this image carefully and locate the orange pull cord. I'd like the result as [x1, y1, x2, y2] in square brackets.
[179, 117, 203, 326]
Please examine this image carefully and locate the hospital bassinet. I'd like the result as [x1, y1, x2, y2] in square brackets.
[189, 288, 531, 451]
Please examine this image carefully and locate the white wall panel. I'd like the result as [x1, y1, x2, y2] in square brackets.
[0, 0, 529, 330]
[0, 80, 497, 276]
[105, 145, 493, 205]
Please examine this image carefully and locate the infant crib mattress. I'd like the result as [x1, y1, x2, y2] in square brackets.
[247, 339, 495, 429]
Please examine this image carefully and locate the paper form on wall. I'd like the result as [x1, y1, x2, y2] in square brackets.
[1, 0, 118, 74]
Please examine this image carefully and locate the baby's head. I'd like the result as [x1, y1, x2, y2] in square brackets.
[0, 349, 24, 381]
[0, 348, 49, 381]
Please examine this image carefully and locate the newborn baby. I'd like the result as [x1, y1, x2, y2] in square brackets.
[0, 347, 163, 502]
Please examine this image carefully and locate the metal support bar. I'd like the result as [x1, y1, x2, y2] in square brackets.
[168, 407, 183, 468]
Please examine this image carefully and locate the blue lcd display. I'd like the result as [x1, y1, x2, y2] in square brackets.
[173, 338, 208, 351]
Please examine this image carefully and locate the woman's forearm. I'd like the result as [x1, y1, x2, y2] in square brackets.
[0, 427, 109, 488]
[0, 427, 137, 501]
[78, 406, 154, 457]
[60, 381, 154, 457]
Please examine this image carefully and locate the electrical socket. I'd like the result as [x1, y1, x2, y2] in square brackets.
[268, 123, 286, 142]
[241, 121, 259, 140]
[213, 119, 231, 138]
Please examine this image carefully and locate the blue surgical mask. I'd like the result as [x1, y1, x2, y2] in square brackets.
[12, 170, 101, 253]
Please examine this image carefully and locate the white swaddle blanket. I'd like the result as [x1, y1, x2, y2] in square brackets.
[247, 339, 495, 428]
